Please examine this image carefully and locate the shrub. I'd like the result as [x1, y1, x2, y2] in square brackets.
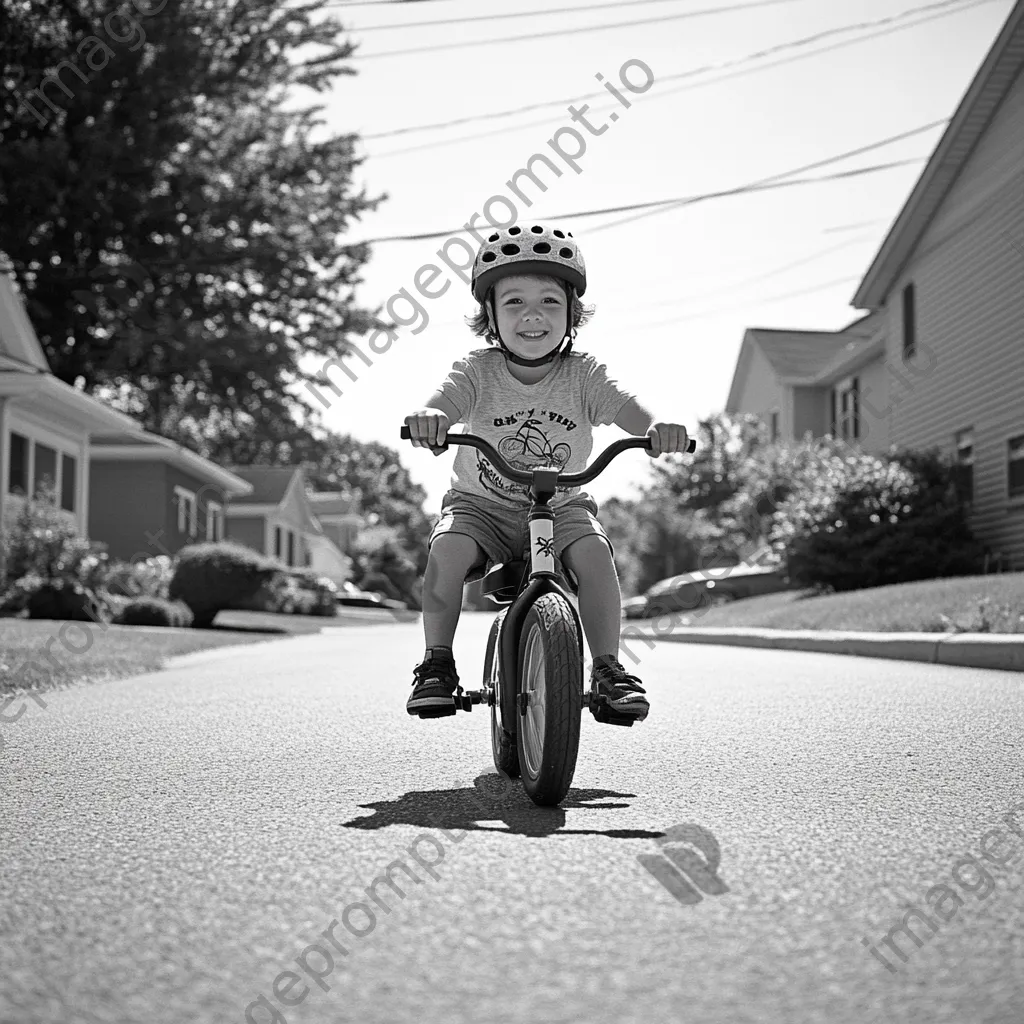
[116, 597, 194, 628]
[777, 445, 983, 591]
[103, 556, 175, 601]
[168, 542, 280, 628]
[25, 578, 110, 622]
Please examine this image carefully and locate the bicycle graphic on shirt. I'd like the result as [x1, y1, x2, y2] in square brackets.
[479, 419, 572, 501]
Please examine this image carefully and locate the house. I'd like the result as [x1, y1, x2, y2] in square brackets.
[0, 262, 144, 557]
[87, 432, 254, 562]
[224, 465, 351, 585]
[308, 491, 363, 556]
[727, 0, 1024, 569]
[727, 311, 888, 452]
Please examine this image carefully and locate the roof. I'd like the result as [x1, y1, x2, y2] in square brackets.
[853, 0, 1024, 308]
[224, 466, 304, 505]
[726, 312, 882, 409]
[308, 491, 357, 516]
[90, 433, 254, 496]
[0, 264, 49, 372]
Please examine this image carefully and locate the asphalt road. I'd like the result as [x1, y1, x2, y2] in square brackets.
[1, 613, 1022, 1024]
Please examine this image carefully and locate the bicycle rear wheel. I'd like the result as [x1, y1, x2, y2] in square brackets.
[516, 593, 583, 807]
[487, 612, 520, 779]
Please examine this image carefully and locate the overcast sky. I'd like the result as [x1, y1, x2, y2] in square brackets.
[296, 0, 1014, 509]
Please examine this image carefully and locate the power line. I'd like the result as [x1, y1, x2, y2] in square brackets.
[358, 156, 927, 245]
[347, 0, 809, 60]
[345, 0, 801, 33]
[361, 0, 987, 156]
[589, 119, 946, 233]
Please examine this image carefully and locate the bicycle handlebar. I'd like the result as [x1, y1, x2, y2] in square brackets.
[399, 426, 696, 487]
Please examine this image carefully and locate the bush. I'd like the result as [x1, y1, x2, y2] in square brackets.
[778, 445, 983, 591]
[24, 578, 110, 622]
[103, 556, 175, 601]
[116, 597, 194, 628]
[168, 542, 281, 628]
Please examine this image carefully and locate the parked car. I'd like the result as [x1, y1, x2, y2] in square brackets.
[622, 563, 793, 619]
[336, 581, 408, 611]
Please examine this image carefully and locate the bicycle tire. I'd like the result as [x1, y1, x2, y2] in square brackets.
[486, 613, 520, 779]
[516, 593, 583, 807]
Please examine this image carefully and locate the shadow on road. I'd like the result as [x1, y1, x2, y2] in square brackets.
[340, 772, 669, 839]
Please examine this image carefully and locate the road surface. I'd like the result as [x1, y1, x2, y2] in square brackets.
[1, 613, 1022, 1024]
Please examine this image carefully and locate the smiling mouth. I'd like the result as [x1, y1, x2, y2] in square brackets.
[518, 330, 549, 340]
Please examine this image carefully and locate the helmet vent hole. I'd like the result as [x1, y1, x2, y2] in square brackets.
[481, 251, 497, 263]
[501, 243, 520, 256]
[488, 233, 500, 242]
[533, 242, 552, 254]
[553, 229, 565, 238]
[508, 226, 521, 235]
[559, 247, 574, 259]
[531, 225, 544, 234]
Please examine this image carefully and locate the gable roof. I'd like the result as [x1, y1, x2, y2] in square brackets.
[0, 263, 51, 372]
[726, 313, 881, 409]
[226, 466, 304, 505]
[853, 0, 1024, 308]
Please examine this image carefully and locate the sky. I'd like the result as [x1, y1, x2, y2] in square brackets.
[295, 0, 1015, 511]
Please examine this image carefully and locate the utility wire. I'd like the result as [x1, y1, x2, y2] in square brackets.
[346, 0, 802, 34]
[359, 156, 926, 244]
[589, 119, 946, 233]
[362, 0, 986, 157]
[348, 0, 816, 59]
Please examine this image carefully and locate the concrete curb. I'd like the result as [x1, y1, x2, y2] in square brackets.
[641, 626, 1024, 672]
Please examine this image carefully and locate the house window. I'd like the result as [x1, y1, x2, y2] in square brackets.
[954, 428, 974, 505]
[274, 526, 283, 558]
[1009, 435, 1024, 500]
[835, 377, 860, 441]
[287, 531, 295, 567]
[34, 444, 57, 498]
[769, 411, 779, 442]
[206, 500, 223, 542]
[174, 486, 198, 537]
[6, 433, 77, 513]
[902, 283, 916, 360]
[61, 454, 77, 512]
[7, 432, 28, 494]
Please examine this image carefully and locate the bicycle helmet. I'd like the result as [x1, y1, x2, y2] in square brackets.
[471, 224, 586, 302]
[471, 224, 587, 367]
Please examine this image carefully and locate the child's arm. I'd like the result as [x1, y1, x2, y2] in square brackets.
[613, 398, 689, 457]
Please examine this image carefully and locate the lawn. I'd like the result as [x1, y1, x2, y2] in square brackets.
[636, 572, 1024, 634]
[0, 607, 400, 696]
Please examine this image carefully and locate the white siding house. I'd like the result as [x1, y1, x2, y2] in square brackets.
[728, 0, 1024, 569]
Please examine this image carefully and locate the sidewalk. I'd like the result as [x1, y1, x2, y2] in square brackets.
[644, 626, 1024, 672]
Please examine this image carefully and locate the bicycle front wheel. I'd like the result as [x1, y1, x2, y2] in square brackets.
[516, 593, 583, 807]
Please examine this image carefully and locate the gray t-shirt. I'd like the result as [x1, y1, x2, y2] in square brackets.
[436, 347, 635, 508]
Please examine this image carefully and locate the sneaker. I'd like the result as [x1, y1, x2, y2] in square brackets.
[590, 657, 650, 721]
[407, 647, 461, 718]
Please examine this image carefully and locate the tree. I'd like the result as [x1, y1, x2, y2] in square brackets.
[0, 0, 386, 441]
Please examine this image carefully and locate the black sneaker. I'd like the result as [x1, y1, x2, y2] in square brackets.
[407, 647, 461, 718]
[590, 657, 650, 721]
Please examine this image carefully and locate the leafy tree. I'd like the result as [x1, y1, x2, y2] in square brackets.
[0, 0, 385, 440]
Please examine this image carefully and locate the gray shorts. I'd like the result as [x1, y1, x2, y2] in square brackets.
[429, 489, 612, 571]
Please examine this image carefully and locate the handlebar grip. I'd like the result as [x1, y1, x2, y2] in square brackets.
[400, 426, 411, 440]
[686, 438, 696, 453]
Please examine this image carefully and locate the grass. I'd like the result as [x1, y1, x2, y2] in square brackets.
[0, 607, 402, 696]
[635, 572, 1024, 634]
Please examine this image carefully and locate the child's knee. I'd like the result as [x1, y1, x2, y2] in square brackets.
[430, 532, 484, 572]
[563, 534, 612, 574]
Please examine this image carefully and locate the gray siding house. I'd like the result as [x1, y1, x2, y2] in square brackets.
[728, 0, 1024, 569]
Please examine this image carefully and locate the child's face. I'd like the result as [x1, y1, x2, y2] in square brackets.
[491, 275, 568, 359]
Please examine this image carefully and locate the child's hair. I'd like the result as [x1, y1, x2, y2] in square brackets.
[465, 277, 595, 343]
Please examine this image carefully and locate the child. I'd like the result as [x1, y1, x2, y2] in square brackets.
[404, 223, 690, 722]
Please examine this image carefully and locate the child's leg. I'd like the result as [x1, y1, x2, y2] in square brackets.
[561, 534, 622, 660]
[422, 533, 484, 648]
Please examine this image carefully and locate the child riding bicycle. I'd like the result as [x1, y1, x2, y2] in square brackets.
[404, 224, 690, 722]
